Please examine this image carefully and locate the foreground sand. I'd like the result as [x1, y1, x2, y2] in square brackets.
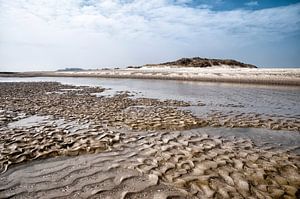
[1, 129, 300, 198]
[0, 82, 299, 198]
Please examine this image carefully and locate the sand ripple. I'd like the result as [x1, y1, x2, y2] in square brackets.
[1, 129, 299, 198]
[0, 82, 299, 198]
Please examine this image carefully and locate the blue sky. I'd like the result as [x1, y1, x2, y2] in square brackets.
[181, 0, 300, 10]
[0, 0, 300, 71]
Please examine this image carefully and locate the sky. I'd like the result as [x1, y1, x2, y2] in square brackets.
[0, 0, 300, 71]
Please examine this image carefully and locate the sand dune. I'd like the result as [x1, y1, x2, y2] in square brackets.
[1, 66, 299, 85]
[41, 67, 300, 86]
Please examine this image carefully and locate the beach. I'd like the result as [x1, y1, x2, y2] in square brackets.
[0, 79, 299, 198]
[1, 67, 300, 86]
[1, 0, 300, 197]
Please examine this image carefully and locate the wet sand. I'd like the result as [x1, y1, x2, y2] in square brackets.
[0, 82, 300, 198]
[2, 129, 300, 199]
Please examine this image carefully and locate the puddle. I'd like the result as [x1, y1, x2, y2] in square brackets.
[188, 127, 300, 154]
[8, 115, 51, 128]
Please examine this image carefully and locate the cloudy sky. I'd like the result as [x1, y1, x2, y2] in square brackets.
[0, 0, 300, 71]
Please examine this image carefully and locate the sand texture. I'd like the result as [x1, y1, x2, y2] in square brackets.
[1, 129, 300, 198]
[1, 67, 300, 86]
[0, 82, 299, 198]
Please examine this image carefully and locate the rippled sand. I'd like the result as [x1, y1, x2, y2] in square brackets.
[0, 82, 299, 198]
[1, 129, 300, 198]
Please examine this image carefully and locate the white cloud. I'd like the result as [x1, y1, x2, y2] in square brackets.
[0, 0, 300, 71]
[245, 1, 259, 7]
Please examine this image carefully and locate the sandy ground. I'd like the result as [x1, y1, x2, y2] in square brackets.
[1, 128, 300, 198]
[0, 82, 299, 198]
[10, 66, 299, 86]
[1, 66, 300, 86]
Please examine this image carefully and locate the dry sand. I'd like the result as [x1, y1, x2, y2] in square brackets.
[54, 66, 300, 86]
[1, 66, 300, 86]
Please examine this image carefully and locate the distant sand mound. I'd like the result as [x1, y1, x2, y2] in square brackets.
[144, 57, 257, 68]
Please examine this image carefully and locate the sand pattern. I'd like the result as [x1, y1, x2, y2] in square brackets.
[202, 111, 300, 131]
[0, 82, 298, 132]
[0, 82, 299, 198]
[1, 129, 299, 198]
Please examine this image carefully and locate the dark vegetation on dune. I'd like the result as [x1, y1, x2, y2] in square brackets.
[145, 57, 257, 68]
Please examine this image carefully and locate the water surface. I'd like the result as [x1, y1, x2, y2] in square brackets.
[1, 77, 299, 119]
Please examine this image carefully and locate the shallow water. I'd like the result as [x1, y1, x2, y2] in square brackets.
[8, 115, 50, 128]
[1, 77, 299, 119]
[193, 127, 300, 153]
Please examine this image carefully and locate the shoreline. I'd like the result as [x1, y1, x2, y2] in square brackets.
[1, 67, 300, 86]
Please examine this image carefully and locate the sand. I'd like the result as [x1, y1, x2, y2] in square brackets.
[1, 129, 300, 198]
[1, 66, 300, 86]
[0, 82, 299, 198]
[55, 67, 300, 86]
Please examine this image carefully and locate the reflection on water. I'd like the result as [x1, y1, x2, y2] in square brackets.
[8, 115, 50, 128]
[0, 77, 300, 119]
[0, 77, 299, 119]
[197, 127, 300, 153]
